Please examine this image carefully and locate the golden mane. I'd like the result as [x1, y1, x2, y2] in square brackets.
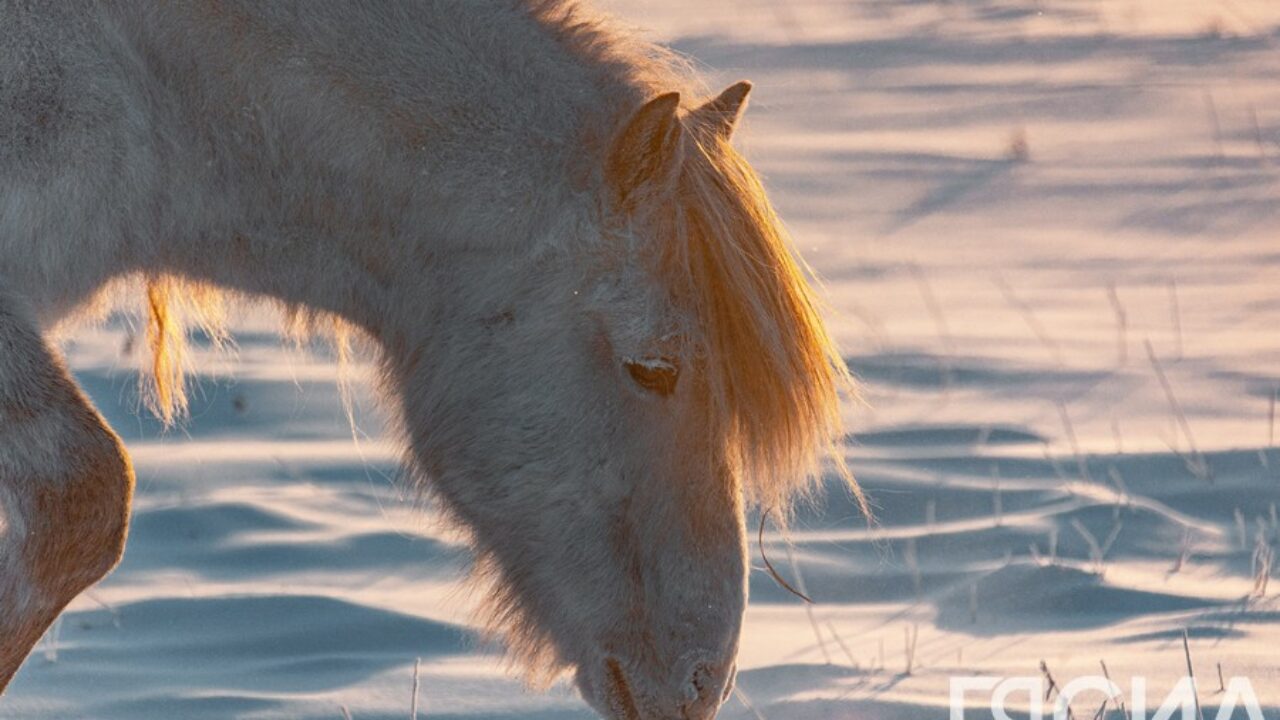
[140, 276, 352, 427]
[142, 276, 227, 426]
[522, 0, 862, 517]
[672, 127, 864, 518]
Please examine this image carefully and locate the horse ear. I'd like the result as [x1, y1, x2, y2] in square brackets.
[606, 92, 684, 209]
[690, 81, 752, 140]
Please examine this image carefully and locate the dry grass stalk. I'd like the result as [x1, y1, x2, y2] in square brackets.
[969, 583, 979, 624]
[1250, 106, 1269, 164]
[1269, 388, 1276, 448]
[1182, 629, 1206, 720]
[1106, 283, 1128, 365]
[904, 538, 922, 598]
[903, 624, 919, 676]
[1251, 529, 1273, 597]
[1107, 466, 1131, 508]
[733, 686, 768, 720]
[910, 264, 955, 397]
[1203, 90, 1225, 162]
[995, 276, 1063, 365]
[1145, 340, 1210, 481]
[1169, 281, 1184, 362]
[786, 551, 831, 664]
[758, 511, 813, 603]
[1170, 527, 1195, 575]
[1071, 519, 1122, 575]
[410, 657, 422, 720]
[1100, 659, 1129, 719]
[825, 621, 859, 669]
[1057, 401, 1092, 481]
[1040, 660, 1066, 711]
[994, 468, 1004, 527]
[1111, 414, 1125, 455]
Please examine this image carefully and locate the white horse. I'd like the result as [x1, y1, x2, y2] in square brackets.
[0, 2, 858, 718]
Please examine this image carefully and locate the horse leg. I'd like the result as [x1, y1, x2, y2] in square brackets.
[0, 289, 134, 692]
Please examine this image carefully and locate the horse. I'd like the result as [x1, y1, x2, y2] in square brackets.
[0, 2, 858, 718]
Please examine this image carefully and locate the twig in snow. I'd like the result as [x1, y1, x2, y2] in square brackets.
[1169, 281, 1184, 362]
[1057, 401, 1091, 481]
[910, 264, 954, 397]
[783, 539, 830, 664]
[1040, 660, 1063, 706]
[1106, 283, 1128, 365]
[1100, 660, 1129, 720]
[1204, 89, 1224, 162]
[1250, 106, 1270, 164]
[410, 657, 421, 720]
[1145, 340, 1210, 481]
[1182, 629, 1206, 720]
[733, 686, 768, 720]
[903, 624, 918, 676]
[1269, 388, 1276, 449]
[995, 276, 1063, 365]
[904, 538, 922, 598]
[825, 622, 859, 669]
[758, 510, 813, 604]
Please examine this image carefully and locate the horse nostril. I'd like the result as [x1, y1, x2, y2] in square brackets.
[681, 662, 729, 719]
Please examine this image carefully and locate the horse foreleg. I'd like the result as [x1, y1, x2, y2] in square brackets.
[0, 290, 134, 692]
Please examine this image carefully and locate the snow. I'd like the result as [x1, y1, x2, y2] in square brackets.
[4, 1, 1280, 718]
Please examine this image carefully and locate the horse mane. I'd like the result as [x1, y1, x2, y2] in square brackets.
[522, 0, 862, 517]
[671, 129, 863, 518]
[139, 276, 352, 426]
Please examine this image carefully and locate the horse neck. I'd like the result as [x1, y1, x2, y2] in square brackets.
[45, 2, 628, 331]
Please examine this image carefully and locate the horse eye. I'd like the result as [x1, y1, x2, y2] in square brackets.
[625, 357, 679, 396]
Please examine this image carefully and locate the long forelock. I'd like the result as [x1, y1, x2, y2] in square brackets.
[522, 3, 861, 516]
[668, 129, 864, 518]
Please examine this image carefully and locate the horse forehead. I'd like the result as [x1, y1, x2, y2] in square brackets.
[587, 267, 683, 337]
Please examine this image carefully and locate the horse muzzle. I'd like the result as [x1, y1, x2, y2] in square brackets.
[577, 653, 736, 720]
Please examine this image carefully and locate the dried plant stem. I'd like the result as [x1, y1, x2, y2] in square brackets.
[1106, 283, 1128, 365]
[1100, 660, 1129, 719]
[903, 624, 918, 675]
[1145, 340, 1209, 481]
[734, 686, 768, 720]
[1204, 89, 1224, 162]
[758, 510, 813, 603]
[825, 621, 859, 668]
[1269, 388, 1276, 448]
[410, 657, 421, 720]
[1182, 629, 1206, 720]
[1057, 401, 1091, 481]
[995, 276, 1063, 365]
[783, 539, 831, 664]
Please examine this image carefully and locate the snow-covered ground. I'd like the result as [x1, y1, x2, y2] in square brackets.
[4, 1, 1280, 718]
